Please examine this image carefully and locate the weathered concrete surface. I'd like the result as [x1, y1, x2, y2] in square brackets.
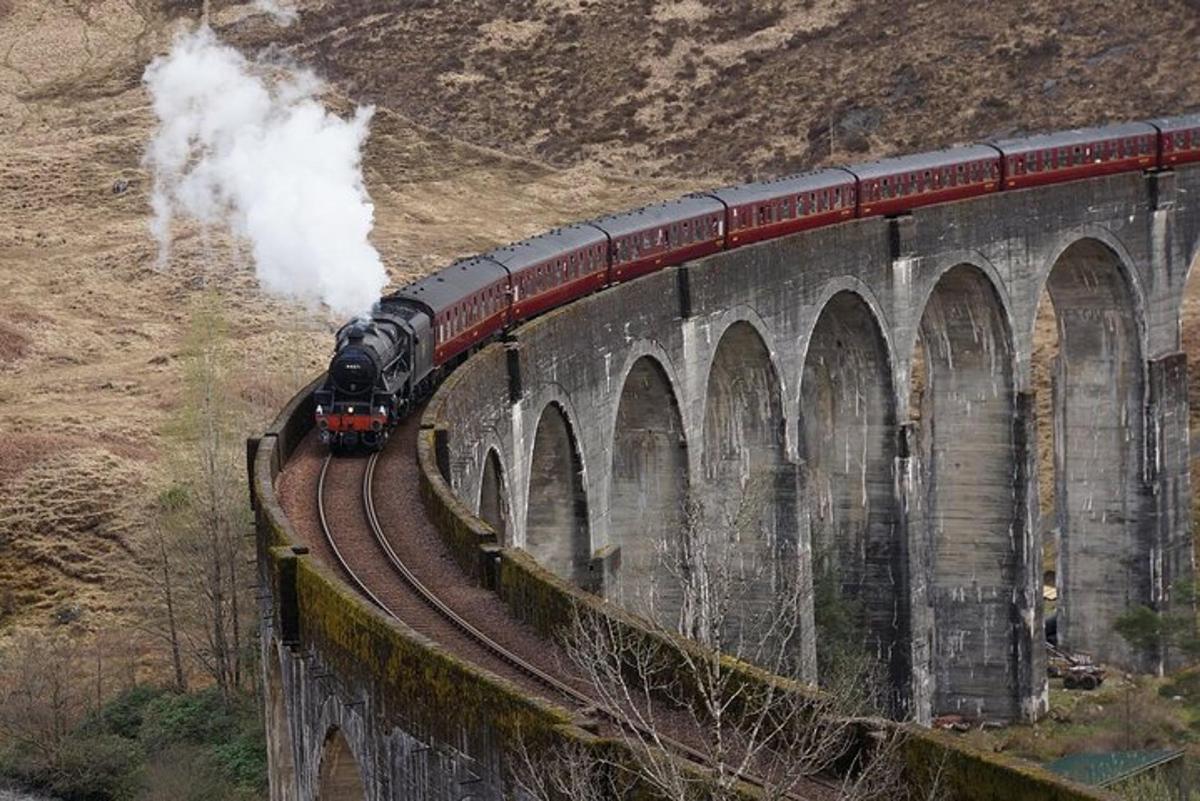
[437, 166, 1200, 722]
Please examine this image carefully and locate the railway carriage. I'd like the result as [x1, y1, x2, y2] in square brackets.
[392, 256, 511, 367]
[484, 225, 608, 323]
[992, 122, 1157, 190]
[849, 145, 1001, 218]
[591, 197, 726, 284]
[701, 169, 857, 246]
[1149, 114, 1200, 167]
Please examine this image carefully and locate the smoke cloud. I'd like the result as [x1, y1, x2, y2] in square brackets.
[143, 27, 387, 318]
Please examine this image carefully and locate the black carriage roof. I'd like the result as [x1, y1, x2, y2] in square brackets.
[990, 121, 1157, 153]
[590, 195, 725, 238]
[389, 256, 508, 316]
[1147, 113, 1200, 133]
[700, 169, 856, 206]
[847, 144, 1000, 181]
[483, 224, 607, 272]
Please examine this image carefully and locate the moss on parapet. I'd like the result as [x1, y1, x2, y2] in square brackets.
[900, 727, 1114, 801]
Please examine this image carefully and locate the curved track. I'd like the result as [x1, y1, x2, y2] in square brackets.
[314, 447, 838, 800]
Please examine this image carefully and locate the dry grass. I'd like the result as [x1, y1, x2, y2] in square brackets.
[0, 0, 1199, 662]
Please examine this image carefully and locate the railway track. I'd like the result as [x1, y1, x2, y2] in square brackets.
[316, 450, 836, 800]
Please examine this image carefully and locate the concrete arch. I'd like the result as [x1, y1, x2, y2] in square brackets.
[1034, 227, 1147, 354]
[913, 263, 1020, 718]
[797, 290, 904, 699]
[701, 319, 787, 496]
[1041, 236, 1149, 668]
[477, 447, 510, 543]
[317, 727, 366, 801]
[608, 354, 689, 616]
[698, 319, 802, 668]
[524, 401, 591, 584]
[912, 252, 1017, 365]
[799, 276, 896, 368]
[700, 304, 784, 388]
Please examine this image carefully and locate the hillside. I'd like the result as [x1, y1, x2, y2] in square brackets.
[2, 0, 1200, 653]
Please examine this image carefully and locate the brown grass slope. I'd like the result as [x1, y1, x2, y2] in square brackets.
[2, 0, 1200, 649]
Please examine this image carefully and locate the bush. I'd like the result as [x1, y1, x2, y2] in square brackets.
[46, 734, 143, 801]
[82, 686, 169, 740]
[212, 726, 267, 791]
[138, 688, 236, 750]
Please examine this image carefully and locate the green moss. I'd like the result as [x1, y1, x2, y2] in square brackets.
[900, 726, 1118, 801]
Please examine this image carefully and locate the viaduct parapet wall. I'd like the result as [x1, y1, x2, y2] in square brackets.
[436, 167, 1200, 722]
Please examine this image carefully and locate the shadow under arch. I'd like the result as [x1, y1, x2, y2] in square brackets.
[608, 354, 688, 617]
[797, 289, 905, 707]
[911, 262, 1021, 719]
[317, 727, 366, 801]
[698, 320, 805, 673]
[524, 401, 591, 585]
[477, 447, 509, 543]
[1039, 236, 1148, 668]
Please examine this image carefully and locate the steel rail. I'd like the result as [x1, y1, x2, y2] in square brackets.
[316, 455, 400, 617]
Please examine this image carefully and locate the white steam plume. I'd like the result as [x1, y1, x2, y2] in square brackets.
[143, 27, 386, 318]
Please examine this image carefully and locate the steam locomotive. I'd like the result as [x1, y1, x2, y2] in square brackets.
[315, 115, 1200, 451]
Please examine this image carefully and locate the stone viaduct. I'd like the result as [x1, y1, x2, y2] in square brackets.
[438, 166, 1199, 722]
[254, 163, 1200, 801]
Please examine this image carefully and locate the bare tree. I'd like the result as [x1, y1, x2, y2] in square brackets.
[132, 487, 190, 692]
[509, 733, 632, 801]
[0, 632, 88, 768]
[131, 298, 256, 700]
[546, 477, 909, 801]
[177, 300, 255, 700]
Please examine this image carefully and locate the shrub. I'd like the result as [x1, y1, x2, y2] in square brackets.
[46, 734, 143, 801]
[212, 726, 267, 791]
[138, 688, 236, 750]
[81, 686, 169, 740]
